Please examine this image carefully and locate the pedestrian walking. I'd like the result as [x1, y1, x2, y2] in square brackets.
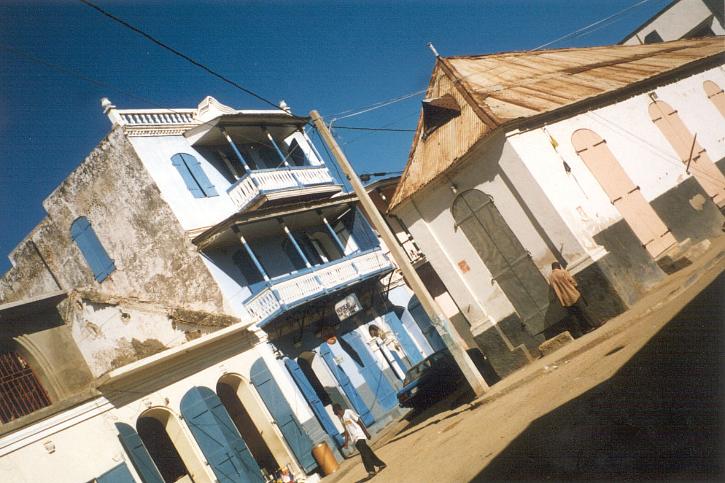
[548, 262, 598, 337]
[333, 403, 386, 479]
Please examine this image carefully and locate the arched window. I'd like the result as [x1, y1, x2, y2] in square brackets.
[703, 80, 725, 118]
[0, 350, 51, 423]
[71, 217, 115, 282]
[170, 153, 218, 198]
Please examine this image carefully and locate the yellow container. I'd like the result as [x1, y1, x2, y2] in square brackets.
[311, 441, 339, 476]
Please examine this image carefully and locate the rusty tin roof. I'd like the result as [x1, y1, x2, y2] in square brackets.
[389, 37, 725, 209]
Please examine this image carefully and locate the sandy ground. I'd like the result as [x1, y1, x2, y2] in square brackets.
[324, 236, 725, 482]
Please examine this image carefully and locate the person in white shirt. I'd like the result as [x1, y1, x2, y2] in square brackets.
[333, 403, 386, 478]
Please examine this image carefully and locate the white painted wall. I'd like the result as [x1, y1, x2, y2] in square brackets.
[130, 135, 237, 232]
[622, 0, 724, 45]
[508, 64, 725, 261]
[0, 342, 318, 483]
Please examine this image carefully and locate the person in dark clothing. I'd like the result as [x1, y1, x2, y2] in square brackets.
[333, 403, 386, 479]
[548, 262, 598, 337]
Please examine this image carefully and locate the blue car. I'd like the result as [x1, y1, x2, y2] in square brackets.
[397, 348, 500, 409]
[396, 349, 464, 409]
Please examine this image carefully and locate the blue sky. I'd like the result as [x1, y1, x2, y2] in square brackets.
[0, 0, 670, 274]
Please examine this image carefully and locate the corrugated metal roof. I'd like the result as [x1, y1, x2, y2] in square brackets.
[389, 37, 725, 209]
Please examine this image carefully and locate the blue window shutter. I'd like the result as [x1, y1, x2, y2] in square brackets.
[319, 343, 374, 427]
[180, 387, 263, 483]
[409, 296, 445, 351]
[171, 153, 204, 198]
[284, 357, 344, 447]
[341, 331, 398, 412]
[115, 423, 164, 483]
[71, 217, 115, 282]
[342, 208, 378, 252]
[383, 312, 423, 365]
[180, 153, 218, 197]
[96, 463, 135, 483]
[250, 359, 317, 473]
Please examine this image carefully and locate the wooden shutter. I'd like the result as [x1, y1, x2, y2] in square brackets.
[115, 423, 164, 483]
[703, 80, 725, 118]
[649, 100, 725, 207]
[284, 358, 344, 447]
[319, 343, 375, 426]
[249, 359, 317, 472]
[572, 129, 676, 258]
[95, 463, 135, 483]
[180, 387, 264, 483]
[383, 312, 423, 365]
[340, 331, 398, 411]
[70, 217, 116, 282]
[180, 153, 218, 197]
[171, 153, 204, 198]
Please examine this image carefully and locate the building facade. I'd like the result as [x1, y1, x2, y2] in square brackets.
[0, 97, 436, 482]
[621, 0, 724, 45]
[388, 38, 725, 378]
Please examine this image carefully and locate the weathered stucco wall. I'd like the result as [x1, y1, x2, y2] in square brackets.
[0, 127, 225, 313]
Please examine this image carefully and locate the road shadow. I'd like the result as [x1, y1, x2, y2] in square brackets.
[472, 274, 724, 481]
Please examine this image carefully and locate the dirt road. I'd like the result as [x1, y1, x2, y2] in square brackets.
[326, 238, 724, 482]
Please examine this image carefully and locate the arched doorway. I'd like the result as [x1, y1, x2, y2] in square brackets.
[649, 100, 725, 206]
[452, 189, 549, 335]
[180, 387, 264, 483]
[216, 374, 292, 476]
[0, 346, 52, 424]
[572, 128, 676, 259]
[136, 407, 207, 483]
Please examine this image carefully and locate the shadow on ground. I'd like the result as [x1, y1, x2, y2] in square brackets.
[473, 274, 724, 481]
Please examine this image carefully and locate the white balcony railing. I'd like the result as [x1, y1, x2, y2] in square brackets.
[240, 250, 392, 326]
[227, 166, 336, 212]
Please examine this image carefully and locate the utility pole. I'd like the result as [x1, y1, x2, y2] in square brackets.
[310, 110, 489, 396]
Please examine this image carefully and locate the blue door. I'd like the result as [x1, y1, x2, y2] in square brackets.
[384, 312, 424, 365]
[250, 359, 317, 473]
[180, 387, 263, 483]
[115, 423, 164, 483]
[96, 463, 135, 483]
[341, 331, 398, 412]
[284, 357, 344, 447]
[319, 343, 374, 427]
[408, 296, 446, 352]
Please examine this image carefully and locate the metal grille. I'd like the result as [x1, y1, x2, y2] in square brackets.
[0, 351, 51, 423]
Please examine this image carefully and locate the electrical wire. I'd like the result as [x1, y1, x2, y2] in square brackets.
[533, 0, 659, 50]
[79, 0, 284, 111]
[331, 126, 416, 132]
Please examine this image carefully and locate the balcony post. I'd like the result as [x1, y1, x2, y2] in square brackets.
[322, 216, 347, 253]
[264, 128, 290, 167]
[220, 127, 253, 173]
[232, 226, 269, 282]
[282, 225, 312, 268]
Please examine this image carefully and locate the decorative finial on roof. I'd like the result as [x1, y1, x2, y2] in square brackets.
[101, 97, 123, 126]
[427, 42, 440, 57]
[279, 99, 292, 113]
[100, 97, 115, 113]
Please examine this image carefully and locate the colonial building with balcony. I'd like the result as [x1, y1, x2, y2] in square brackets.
[0, 96, 436, 483]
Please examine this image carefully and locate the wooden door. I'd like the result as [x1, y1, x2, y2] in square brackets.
[572, 129, 676, 259]
[649, 100, 725, 207]
[452, 190, 549, 335]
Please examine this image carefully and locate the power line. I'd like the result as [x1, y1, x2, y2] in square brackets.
[533, 0, 658, 50]
[331, 126, 416, 132]
[79, 0, 283, 111]
[328, 88, 427, 122]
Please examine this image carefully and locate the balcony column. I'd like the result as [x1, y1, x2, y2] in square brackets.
[232, 226, 269, 282]
[264, 127, 290, 167]
[220, 127, 253, 173]
[322, 216, 347, 253]
[282, 224, 312, 269]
